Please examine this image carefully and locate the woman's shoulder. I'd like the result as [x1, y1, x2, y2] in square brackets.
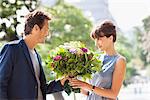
[112, 54, 126, 73]
[115, 54, 126, 68]
[117, 54, 126, 62]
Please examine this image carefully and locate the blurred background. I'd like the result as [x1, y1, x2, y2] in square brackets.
[0, 0, 150, 100]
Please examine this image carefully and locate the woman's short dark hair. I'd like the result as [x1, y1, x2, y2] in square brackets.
[91, 20, 116, 42]
[24, 10, 51, 35]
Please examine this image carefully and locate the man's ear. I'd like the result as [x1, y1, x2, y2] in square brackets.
[33, 24, 40, 31]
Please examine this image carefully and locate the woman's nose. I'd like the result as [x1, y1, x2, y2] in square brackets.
[95, 41, 97, 46]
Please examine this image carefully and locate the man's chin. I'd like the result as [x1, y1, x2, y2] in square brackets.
[38, 40, 45, 44]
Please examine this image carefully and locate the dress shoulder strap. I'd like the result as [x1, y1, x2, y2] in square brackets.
[102, 55, 119, 72]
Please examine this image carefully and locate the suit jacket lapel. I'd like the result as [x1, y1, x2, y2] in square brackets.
[34, 50, 47, 92]
[20, 39, 35, 76]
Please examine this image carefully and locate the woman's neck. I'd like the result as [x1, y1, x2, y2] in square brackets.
[105, 44, 117, 56]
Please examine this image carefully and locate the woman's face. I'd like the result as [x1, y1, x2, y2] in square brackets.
[95, 36, 112, 51]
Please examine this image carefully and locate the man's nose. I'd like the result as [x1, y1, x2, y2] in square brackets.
[47, 31, 52, 38]
[95, 41, 97, 46]
[46, 31, 50, 37]
[46, 32, 49, 36]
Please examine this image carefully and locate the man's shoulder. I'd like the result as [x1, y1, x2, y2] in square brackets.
[1, 39, 22, 52]
[7, 39, 21, 45]
[5, 39, 24, 48]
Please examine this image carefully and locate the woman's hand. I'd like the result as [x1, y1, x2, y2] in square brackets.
[69, 78, 92, 90]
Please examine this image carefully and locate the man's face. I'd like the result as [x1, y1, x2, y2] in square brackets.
[37, 19, 50, 43]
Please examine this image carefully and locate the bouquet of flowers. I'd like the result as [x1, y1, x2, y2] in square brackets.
[46, 41, 102, 95]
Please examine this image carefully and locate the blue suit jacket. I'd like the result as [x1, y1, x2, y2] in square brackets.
[0, 39, 63, 100]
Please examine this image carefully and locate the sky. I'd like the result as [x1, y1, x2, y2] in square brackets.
[108, 0, 150, 32]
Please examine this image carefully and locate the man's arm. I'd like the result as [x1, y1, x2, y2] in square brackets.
[46, 77, 68, 94]
[0, 45, 13, 98]
[46, 80, 64, 94]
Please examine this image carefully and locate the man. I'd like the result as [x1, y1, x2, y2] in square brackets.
[0, 10, 66, 100]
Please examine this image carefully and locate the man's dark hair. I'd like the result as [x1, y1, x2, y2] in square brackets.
[24, 10, 51, 35]
[91, 20, 116, 42]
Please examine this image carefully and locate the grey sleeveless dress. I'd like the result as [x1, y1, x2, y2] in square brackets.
[86, 54, 119, 100]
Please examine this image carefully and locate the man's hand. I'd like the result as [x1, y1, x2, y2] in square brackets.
[60, 77, 69, 86]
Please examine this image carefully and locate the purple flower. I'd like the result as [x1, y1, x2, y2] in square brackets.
[54, 55, 62, 61]
[81, 48, 88, 53]
[69, 48, 77, 54]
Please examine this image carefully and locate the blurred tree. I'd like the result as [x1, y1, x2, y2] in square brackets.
[124, 63, 137, 86]
[133, 27, 148, 66]
[0, 0, 39, 41]
[142, 17, 150, 63]
[133, 16, 150, 65]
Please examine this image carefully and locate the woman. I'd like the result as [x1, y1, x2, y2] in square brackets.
[70, 20, 126, 100]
